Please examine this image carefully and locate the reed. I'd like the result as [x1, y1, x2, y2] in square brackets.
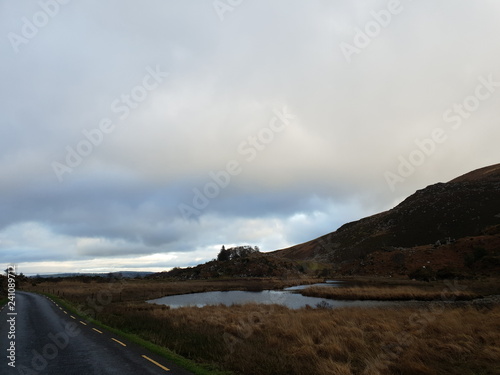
[300, 285, 478, 301]
[99, 302, 500, 375]
[23, 278, 499, 374]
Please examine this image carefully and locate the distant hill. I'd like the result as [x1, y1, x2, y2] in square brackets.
[31, 271, 154, 279]
[272, 163, 500, 278]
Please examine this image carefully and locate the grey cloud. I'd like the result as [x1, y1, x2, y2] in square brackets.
[1, 0, 500, 273]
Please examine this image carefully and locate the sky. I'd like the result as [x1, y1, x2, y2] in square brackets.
[1, 0, 500, 275]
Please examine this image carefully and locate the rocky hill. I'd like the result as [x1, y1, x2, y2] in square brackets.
[273, 163, 500, 277]
[149, 250, 315, 280]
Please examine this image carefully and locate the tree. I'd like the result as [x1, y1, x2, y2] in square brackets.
[217, 245, 260, 261]
[217, 246, 230, 262]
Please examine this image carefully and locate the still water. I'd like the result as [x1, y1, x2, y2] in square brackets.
[283, 280, 344, 291]
[147, 282, 387, 310]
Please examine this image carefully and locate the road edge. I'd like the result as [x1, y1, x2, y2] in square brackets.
[37, 292, 232, 375]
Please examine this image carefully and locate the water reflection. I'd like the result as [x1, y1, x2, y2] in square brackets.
[283, 280, 345, 291]
[147, 284, 387, 310]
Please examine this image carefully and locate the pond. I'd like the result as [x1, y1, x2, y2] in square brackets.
[283, 280, 345, 291]
[146, 282, 388, 310]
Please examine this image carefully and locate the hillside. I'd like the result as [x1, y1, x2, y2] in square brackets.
[273, 163, 500, 277]
[149, 250, 316, 280]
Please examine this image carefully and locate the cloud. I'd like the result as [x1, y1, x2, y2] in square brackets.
[1, 0, 500, 274]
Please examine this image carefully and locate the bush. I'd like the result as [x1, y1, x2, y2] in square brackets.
[464, 253, 475, 268]
[473, 247, 488, 261]
[465, 247, 490, 268]
[409, 267, 435, 281]
[479, 255, 500, 267]
[217, 245, 260, 261]
[436, 267, 466, 279]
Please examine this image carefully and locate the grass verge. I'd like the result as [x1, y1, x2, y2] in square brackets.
[39, 292, 231, 375]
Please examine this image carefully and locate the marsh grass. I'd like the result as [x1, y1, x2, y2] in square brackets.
[24, 278, 500, 375]
[28, 277, 322, 302]
[99, 302, 500, 375]
[301, 285, 479, 301]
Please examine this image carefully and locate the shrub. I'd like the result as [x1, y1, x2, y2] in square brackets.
[409, 266, 435, 281]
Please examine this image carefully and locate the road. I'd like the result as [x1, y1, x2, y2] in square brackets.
[0, 291, 194, 375]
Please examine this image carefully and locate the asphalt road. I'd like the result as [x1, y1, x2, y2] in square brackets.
[0, 291, 194, 375]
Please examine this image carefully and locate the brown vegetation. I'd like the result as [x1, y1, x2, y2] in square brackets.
[74, 300, 500, 375]
[300, 285, 479, 301]
[149, 251, 333, 279]
[22, 277, 500, 375]
[25, 277, 322, 303]
[340, 230, 500, 278]
[273, 163, 500, 281]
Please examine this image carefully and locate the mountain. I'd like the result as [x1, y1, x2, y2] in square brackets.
[273, 163, 500, 277]
[30, 271, 154, 278]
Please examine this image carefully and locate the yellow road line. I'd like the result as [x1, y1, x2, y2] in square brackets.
[111, 338, 126, 347]
[142, 355, 170, 371]
[92, 328, 103, 334]
[70, 315, 76, 319]
[63, 311, 68, 314]
[79, 321, 87, 325]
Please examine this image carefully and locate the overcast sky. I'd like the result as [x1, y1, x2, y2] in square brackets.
[1, 0, 499, 275]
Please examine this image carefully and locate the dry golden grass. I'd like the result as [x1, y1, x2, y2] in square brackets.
[301, 286, 479, 301]
[97, 302, 500, 375]
[25, 277, 322, 302]
[22, 278, 500, 375]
